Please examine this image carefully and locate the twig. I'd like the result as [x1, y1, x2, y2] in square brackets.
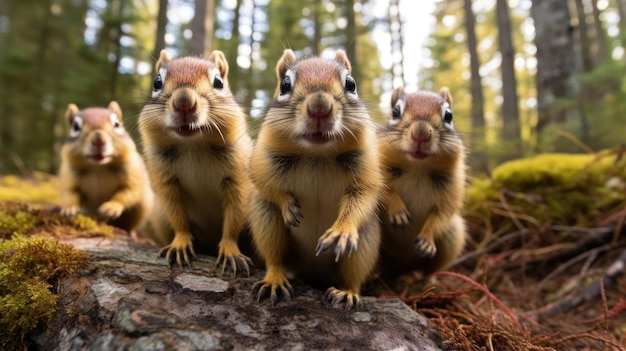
[498, 190, 527, 232]
[434, 271, 523, 333]
[540, 248, 626, 315]
[550, 225, 614, 235]
[537, 244, 613, 291]
[452, 229, 529, 267]
[581, 300, 626, 324]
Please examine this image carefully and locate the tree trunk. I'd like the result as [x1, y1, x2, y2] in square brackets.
[243, 0, 257, 115]
[574, 0, 594, 73]
[463, 0, 485, 153]
[312, 0, 322, 55]
[226, 0, 241, 95]
[345, 0, 358, 78]
[590, 0, 607, 64]
[496, 0, 521, 157]
[530, 0, 583, 151]
[191, 0, 215, 58]
[152, 0, 168, 72]
[617, 0, 626, 34]
[388, 0, 405, 87]
[108, 0, 124, 101]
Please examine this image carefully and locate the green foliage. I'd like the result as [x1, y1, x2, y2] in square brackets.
[0, 235, 87, 350]
[466, 151, 626, 238]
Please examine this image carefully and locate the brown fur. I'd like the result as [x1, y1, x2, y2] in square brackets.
[378, 87, 467, 279]
[249, 49, 385, 309]
[58, 101, 153, 235]
[138, 50, 253, 275]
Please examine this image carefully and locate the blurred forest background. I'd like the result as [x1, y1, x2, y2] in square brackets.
[0, 0, 625, 175]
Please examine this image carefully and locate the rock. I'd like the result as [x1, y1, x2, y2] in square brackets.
[30, 236, 447, 351]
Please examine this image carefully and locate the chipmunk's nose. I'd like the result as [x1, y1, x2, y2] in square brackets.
[308, 107, 332, 119]
[173, 100, 197, 113]
[307, 93, 333, 119]
[92, 132, 106, 146]
[412, 134, 431, 142]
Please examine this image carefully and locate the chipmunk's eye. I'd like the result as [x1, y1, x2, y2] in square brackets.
[213, 76, 224, 89]
[344, 75, 357, 94]
[70, 116, 83, 137]
[280, 76, 292, 95]
[110, 114, 124, 134]
[392, 105, 402, 120]
[153, 74, 163, 92]
[443, 108, 453, 124]
[390, 101, 403, 126]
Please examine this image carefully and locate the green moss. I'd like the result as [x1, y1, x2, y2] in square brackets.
[0, 235, 88, 350]
[0, 202, 114, 240]
[0, 172, 59, 204]
[69, 214, 106, 232]
[466, 151, 626, 238]
[0, 209, 34, 234]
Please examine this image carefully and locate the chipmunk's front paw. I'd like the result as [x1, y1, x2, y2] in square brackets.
[390, 208, 411, 228]
[414, 237, 437, 258]
[315, 229, 358, 262]
[252, 271, 293, 305]
[60, 206, 80, 218]
[159, 234, 197, 267]
[325, 287, 360, 310]
[217, 240, 253, 277]
[98, 201, 124, 219]
[282, 196, 303, 227]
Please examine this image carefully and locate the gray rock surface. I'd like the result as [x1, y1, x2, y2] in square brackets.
[31, 236, 447, 351]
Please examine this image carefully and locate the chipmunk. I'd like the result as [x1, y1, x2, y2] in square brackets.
[138, 50, 253, 276]
[58, 101, 153, 235]
[377, 87, 467, 279]
[249, 49, 385, 309]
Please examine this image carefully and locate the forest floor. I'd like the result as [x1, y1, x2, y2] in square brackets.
[368, 213, 626, 351]
[1, 149, 626, 350]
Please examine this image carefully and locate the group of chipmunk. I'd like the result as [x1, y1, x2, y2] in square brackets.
[58, 48, 467, 309]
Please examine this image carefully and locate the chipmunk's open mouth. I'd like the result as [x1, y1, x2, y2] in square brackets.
[173, 125, 200, 137]
[409, 151, 430, 159]
[303, 132, 332, 144]
[88, 153, 112, 163]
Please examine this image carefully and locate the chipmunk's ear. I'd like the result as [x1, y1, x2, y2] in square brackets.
[391, 87, 405, 108]
[334, 50, 352, 74]
[108, 101, 122, 120]
[65, 103, 79, 127]
[156, 49, 171, 72]
[209, 50, 229, 80]
[439, 87, 453, 108]
[276, 49, 296, 80]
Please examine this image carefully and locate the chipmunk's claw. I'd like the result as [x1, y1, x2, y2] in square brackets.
[325, 287, 360, 310]
[316, 229, 357, 262]
[159, 235, 197, 267]
[390, 208, 411, 228]
[253, 275, 293, 305]
[414, 237, 437, 258]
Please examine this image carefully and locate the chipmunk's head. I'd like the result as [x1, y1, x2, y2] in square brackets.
[64, 101, 129, 165]
[387, 87, 459, 160]
[143, 50, 238, 140]
[268, 49, 368, 148]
